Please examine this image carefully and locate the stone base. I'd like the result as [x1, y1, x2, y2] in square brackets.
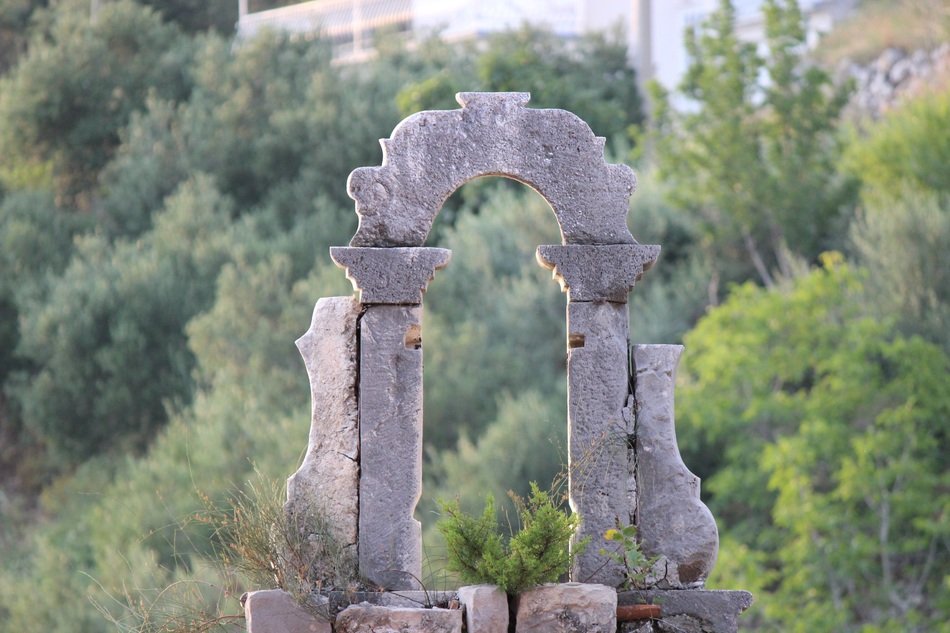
[335, 604, 462, 633]
[323, 590, 459, 615]
[246, 587, 752, 633]
[458, 585, 509, 633]
[617, 590, 753, 633]
[244, 590, 331, 633]
[515, 583, 617, 633]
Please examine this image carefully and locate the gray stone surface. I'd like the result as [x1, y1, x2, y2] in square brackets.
[620, 615, 722, 633]
[358, 305, 424, 589]
[324, 590, 458, 612]
[514, 583, 617, 633]
[620, 622, 655, 633]
[335, 604, 462, 633]
[618, 590, 753, 633]
[330, 247, 452, 304]
[632, 345, 718, 588]
[458, 585, 509, 633]
[565, 301, 632, 586]
[347, 92, 637, 247]
[537, 244, 660, 303]
[244, 590, 330, 633]
[286, 297, 361, 555]
[838, 44, 950, 119]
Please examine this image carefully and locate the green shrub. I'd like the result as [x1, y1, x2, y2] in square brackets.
[437, 483, 584, 595]
[842, 88, 950, 196]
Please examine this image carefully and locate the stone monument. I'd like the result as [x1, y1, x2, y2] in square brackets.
[249, 92, 751, 632]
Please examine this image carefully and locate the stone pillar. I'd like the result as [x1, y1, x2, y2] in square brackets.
[287, 296, 362, 569]
[331, 246, 450, 590]
[632, 345, 718, 588]
[537, 244, 659, 586]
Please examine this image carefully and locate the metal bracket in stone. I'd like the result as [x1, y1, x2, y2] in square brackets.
[330, 246, 451, 304]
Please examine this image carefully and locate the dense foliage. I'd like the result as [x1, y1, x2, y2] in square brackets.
[0, 0, 945, 631]
[646, 0, 855, 287]
[438, 484, 582, 595]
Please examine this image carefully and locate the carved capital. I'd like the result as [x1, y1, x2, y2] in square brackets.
[537, 244, 660, 303]
[330, 247, 451, 305]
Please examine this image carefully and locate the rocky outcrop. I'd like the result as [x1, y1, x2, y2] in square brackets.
[837, 43, 950, 119]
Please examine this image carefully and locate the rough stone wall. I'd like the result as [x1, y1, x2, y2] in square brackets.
[837, 43, 950, 119]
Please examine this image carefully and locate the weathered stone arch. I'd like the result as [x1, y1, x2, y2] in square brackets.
[300, 92, 719, 597]
[346, 92, 638, 247]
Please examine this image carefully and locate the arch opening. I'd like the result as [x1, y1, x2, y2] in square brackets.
[416, 178, 568, 582]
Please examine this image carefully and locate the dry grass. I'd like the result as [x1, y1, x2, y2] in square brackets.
[93, 473, 359, 633]
[814, 0, 950, 65]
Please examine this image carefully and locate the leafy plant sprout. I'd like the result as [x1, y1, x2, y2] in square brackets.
[600, 523, 657, 590]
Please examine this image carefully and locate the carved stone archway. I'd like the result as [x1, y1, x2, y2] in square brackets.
[345, 92, 637, 248]
[291, 92, 718, 593]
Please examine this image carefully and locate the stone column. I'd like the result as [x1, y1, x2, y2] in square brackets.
[331, 246, 451, 590]
[287, 296, 362, 569]
[537, 244, 659, 586]
[632, 345, 718, 588]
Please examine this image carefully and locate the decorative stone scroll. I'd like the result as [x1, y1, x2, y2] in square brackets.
[283, 92, 740, 623]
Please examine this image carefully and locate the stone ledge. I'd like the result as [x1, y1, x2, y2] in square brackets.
[322, 590, 459, 613]
[514, 583, 617, 633]
[617, 590, 753, 633]
[335, 603, 462, 633]
[244, 589, 331, 633]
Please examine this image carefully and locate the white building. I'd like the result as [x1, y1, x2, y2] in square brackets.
[237, 0, 857, 86]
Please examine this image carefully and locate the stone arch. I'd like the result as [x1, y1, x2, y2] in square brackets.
[323, 92, 720, 594]
[346, 92, 638, 247]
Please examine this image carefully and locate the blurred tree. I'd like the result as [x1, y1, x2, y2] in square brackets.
[0, 190, 87, 381]
[0, 0, 47, 72]
[98, 29, 394, 239]
[842, 89, 950, 352]
[842, 87, 950, 196]
[0, 0, 192, 202]
[625, 173, 710, 344]
[397, 26, 642, 145]
[12, 176, 236, 464]
[423, 388, 566, 526]
[647, 0, 854, 289]
[422, 186, 564, 452]
[850, 188, 949, 351]
[0, 248, 361, 633]
[137, 0, 238, 34]
[680, 257, 949, 631]
[0, 189, 89, 491]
